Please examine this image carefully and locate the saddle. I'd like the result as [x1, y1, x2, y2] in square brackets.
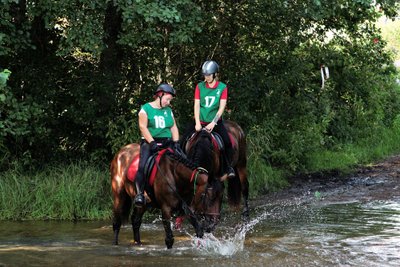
[127, 148, 172, 185]
[184, 131, 224, 152]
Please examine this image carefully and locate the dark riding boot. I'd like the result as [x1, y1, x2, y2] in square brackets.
[223, 151, 235, 178]
[134, 141, 152, 208]
[134, 175, 146, 207]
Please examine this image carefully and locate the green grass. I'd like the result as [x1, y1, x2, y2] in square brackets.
[247, 156, 288, 197]
[0, 162, 111, 220]
[305, 125, 400, 174]
[247, 115, 400, 197]
[3, 121, 400, 220]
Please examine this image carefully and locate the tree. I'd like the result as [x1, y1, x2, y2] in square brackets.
[0, 0, 399, 172]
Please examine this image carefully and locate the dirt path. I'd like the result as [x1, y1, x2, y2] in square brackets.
[252, 155, 400, 206]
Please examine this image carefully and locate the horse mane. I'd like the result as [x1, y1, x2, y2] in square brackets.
[165, 150, 198, 170]
[189, 131, 213, 168]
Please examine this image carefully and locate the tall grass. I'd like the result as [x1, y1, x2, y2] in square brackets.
[305, 118, 400, 173]
[247, 114, 400, 197]
[0, 162, 111, 220]
[3, 117, 400, 220]
[246, 123, 289, 197]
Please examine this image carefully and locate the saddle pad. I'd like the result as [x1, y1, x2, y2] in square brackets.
[127, 154, 140, 181]
[126, 148, 173, 186]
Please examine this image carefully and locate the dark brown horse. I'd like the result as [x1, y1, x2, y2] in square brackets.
[183, 120, 249, 232]
[110, 143, 221, 249]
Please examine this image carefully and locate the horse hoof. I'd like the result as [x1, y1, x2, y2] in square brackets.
[196, 229, 204, 238]
[165, 238, 174, 249]
[131, 241, 142, 246]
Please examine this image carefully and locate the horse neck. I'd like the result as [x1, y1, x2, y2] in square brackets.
[189, 136, 216, 174]
[166, 153, 198, 185]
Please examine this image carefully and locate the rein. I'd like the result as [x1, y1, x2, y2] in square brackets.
[155, 152, 208, 224]
[186, 132, 221, 218]
[190, 166, 207, 195]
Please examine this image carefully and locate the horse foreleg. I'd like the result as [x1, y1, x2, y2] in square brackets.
[112, 215, 122, 245]
[238, 167, 250, 220]
[161, 209, 174, 249]
[131, 207, 144, 245]
[188, 215, 204, 238]
[112, 194, 126, 245]
[242, 194, 250, 221]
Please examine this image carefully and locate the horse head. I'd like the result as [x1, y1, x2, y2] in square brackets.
[184, 129, 226, 232]
[199, 174, 226, 233]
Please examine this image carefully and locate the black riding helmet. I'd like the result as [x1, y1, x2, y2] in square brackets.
[155, 83, 176, 97]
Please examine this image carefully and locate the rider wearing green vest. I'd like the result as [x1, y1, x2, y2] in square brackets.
[141, 103, 175, 138]
[197, 80, 227, 122]
[134, 83, 181, 207]
[189, 60, 235, 178]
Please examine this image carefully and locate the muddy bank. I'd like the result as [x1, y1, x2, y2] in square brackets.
[252, 155, 400, 207]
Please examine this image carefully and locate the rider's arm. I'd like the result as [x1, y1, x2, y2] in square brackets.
[138, 110, 154, 143]
[171, 118, 179, 142]
[214, 99, 227, 123]
[194, 99, 201, 123]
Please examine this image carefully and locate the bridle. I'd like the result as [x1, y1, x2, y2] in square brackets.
[185, 131, 222, 218]
[156, 152, 214, 223]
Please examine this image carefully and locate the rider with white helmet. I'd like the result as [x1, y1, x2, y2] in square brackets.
[193, 60, 235, 178]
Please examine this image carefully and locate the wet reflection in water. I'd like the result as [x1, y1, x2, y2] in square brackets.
[1, 199, 399, 266]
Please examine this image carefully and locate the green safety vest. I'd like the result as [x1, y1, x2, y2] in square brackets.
[198, 81, 227, 122]
[141, 103, 174, 138]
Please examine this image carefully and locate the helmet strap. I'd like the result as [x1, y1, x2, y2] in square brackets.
[158, 93, 164, 108]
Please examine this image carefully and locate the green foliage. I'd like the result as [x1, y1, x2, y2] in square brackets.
[378, 17, 400, 60]
[1, 0, 400, 202]
[0, 162, 111, 220]
[247, 123, 289, 195]
[0, 69, 46, 170]
[0, 69, 11, 85]
[106, 109, 141, 154]
[305, 115, 400, 173]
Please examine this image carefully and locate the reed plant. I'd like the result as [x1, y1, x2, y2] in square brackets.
[0, 162, 111, 220]
[3, 115, 400, 220]
[305, 117, 400, 174]
[246, 123, 289, 197]
[246, 113, 400, 196]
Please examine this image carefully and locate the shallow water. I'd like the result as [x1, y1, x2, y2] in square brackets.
[1, 198, 399, 267]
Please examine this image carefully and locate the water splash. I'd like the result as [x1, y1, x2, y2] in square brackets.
[190, 211, 270, 256]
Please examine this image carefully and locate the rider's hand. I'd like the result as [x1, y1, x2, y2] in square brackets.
[205, 122, 216, 132]
[149, 141, 159, 153]
[195, 123, 202, 132]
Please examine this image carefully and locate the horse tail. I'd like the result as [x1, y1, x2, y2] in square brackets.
[227, 175, 242, 208]
[110, 144, 137, 223]
[225, 120, 246, 208]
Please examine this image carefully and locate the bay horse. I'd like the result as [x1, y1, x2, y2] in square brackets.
[183, 120, 249, 232]
[110, 143, 222, 249]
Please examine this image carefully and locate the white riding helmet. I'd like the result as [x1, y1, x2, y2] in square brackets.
[201, 60, 219, 75]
